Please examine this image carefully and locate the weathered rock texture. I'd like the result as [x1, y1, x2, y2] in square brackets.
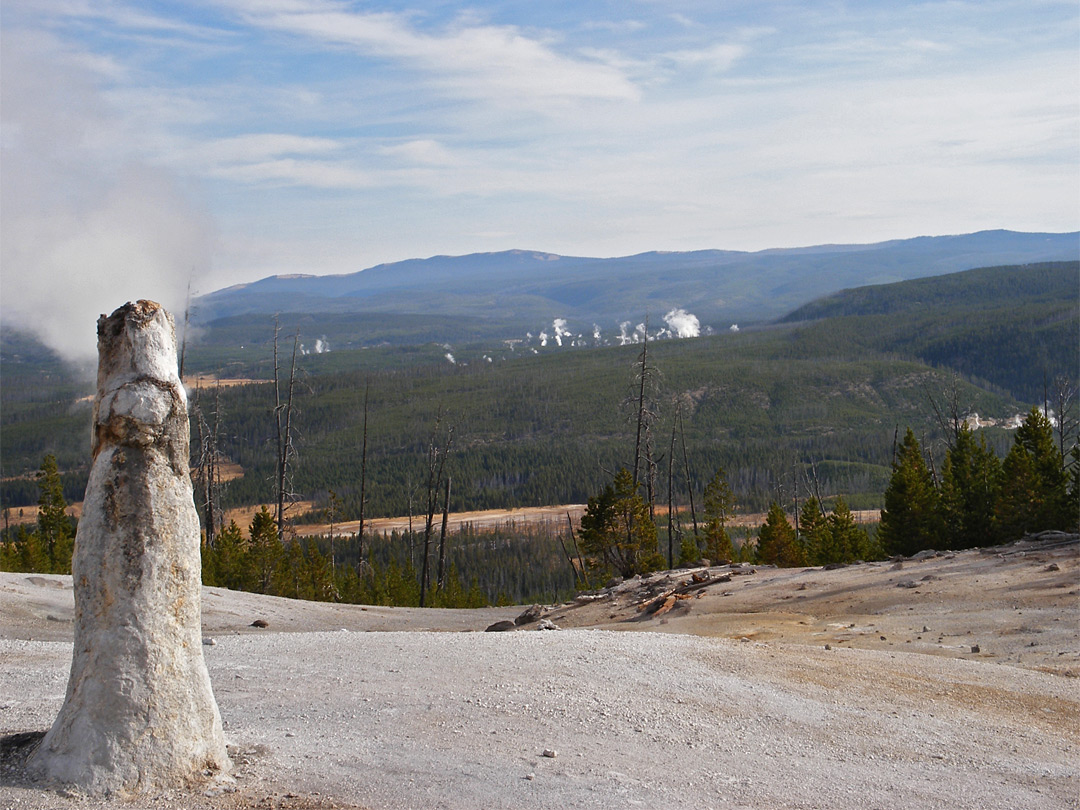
[28, 300, 230, 795]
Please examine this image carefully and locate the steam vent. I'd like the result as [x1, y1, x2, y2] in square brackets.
[28, 300, 230, 795]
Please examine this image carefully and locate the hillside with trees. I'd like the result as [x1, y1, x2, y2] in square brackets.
[2, 258, 1076, 605]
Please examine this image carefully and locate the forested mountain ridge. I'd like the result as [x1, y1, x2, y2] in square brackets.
[1, 255, 1076, 523]
[194, 230, 1078, 335]
[780, 261, 1079, 403]
[782, 261, 1077, 321]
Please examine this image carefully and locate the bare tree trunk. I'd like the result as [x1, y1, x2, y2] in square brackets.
[420, 413, 453, 607]
[178, 277, 192, 380]
[273, 322, 300, 542]
[357, 382, 369, 572]
[1051, 374, 1077, 459]
[437, 476, 451, 591]
[793, 463, 800, 545]
[567, 511, 590, 590]
[192, 383, 224, 549]
[667, 409, 677, 568]
[632, 317, 650, 489]
[645, 426, 656, 524]
[678, 410, 699, 540]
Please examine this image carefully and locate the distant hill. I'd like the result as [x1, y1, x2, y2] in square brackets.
[195, 230, 1079, 335]
[781, 261, 1079, 402]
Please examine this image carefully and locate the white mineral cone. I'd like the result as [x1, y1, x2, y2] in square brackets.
[29, 300, 230, 796]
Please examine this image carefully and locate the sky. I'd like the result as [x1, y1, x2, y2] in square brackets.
[1, 0, 1078, 363]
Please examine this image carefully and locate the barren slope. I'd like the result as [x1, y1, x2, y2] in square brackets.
[1, 535, 1077, 810]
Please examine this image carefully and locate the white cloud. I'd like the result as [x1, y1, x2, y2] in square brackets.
[224, 0, 640, 105]
[196, 133, 343, 164]
[208, 158, 373, 189]
[379, 139, 456, 166]
[665, 42, 746, 72]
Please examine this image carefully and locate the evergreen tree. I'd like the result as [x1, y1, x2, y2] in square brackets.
[827, 496, 875, 562]
[206, 521, 246, 590]
[702, 468, 736, 563]
[879, 429, 943, 556]
[678, 533, 700, 565]
[940, 425, 1001, 548]
[579, 468, 663, 579]
[273, 539, 311, 600]
[756, 502, 805, 567]
[36, 455, 73, 573]
[799, 496, 832, 565]
[996, 407, 1071, 539]
[249, 507, 284, 594]
[10, 525, 48, 573]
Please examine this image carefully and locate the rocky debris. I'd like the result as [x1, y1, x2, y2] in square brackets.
[911, 549, 940, 561]
[1045, 563, 1061, 572]
[573, 592, 609, 604]
[536, 618, 561, 631]
[541, 749, 557, 758]
[251, 619, 270, 628]
[971, 645, 981, 653]
[515, 604, 545, 625]
[27, 301, 230, 796]
[897, 580, 919, 589]
[485, 620, 516, 632]
[203, 637, 217, 646]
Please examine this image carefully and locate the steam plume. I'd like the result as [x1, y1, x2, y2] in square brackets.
[663, 308, 700, 338]
[0, 30, 215, 371]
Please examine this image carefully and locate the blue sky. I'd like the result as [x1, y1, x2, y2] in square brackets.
[1, 0, 1077, 360]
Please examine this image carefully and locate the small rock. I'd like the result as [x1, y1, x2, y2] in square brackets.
[922, 626, 930, 633]
[739, 636, 750, 643]
[203, 637, 217, 646]
[896, 580, 918, 589]
[542, 749, 557, 758]
[971, 645, 981, 654]
[536, 618, 561, 631]
[485, 620, 516, 632]
[911, 549, 938, 560]
[525, 773, 535, 781]
[1045, 563, 1060, 572]
[515, 605, 544, 625]
[824, 644, 832, 651]
[250, 619, 269, 628]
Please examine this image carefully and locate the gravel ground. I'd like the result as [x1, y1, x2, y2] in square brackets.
[1, 538, 1078, 810]
[2, 629, 1078, 809]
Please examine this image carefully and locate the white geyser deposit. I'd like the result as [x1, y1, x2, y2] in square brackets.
[28, 300, 230, 796]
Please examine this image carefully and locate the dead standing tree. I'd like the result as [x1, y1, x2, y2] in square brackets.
[273, 319, 301, 542]
[624, 317, 663, 530]
[419, 411, 454, 607]
[436, 475, 452, 591]
[356, 381, 370, 572]
[191, 383, 226, 547]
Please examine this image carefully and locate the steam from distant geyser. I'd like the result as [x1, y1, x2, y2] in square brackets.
[663, 308, 700, 338]
[0, 31, 215, 371]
